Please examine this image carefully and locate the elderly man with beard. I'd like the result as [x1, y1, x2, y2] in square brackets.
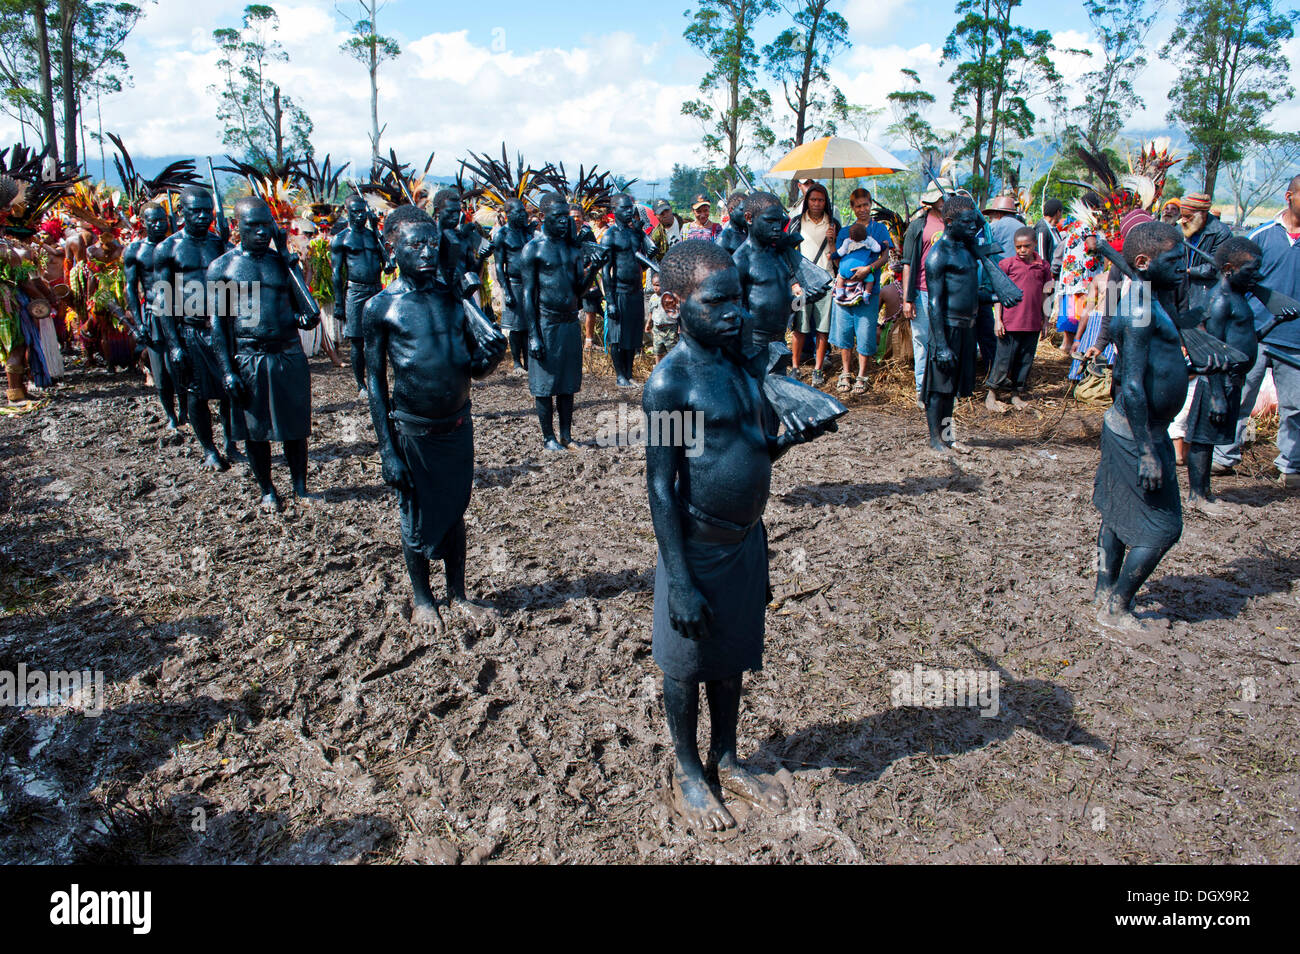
[1180, 192, 1232, 311]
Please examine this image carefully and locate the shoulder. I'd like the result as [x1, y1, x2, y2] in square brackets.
[998, 256, 1014, 274]
[208, 247, 238, 269]
[1248, 221, 1281, 244]
[642, 352, 690, 411]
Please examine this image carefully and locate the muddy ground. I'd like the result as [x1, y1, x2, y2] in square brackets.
[2, 344, 1297, 864]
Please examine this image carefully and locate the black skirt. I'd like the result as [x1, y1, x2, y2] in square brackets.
[343, 281, 382, 339]
[1184, 374, 1243, 446]
[231, 340, 311, 442]
[922, 321, 977, 399]
[181, 323, 225, 401]
[1093, 407, 1183, 550]
[395, 409, 474, 560]
[605, 289, 646, 350]
[528, 313, 583, 397]
[652, 518, 768, 683]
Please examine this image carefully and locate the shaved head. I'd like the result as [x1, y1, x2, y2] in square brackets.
[659, 238, 736, 301]
[383, 203, 434, 241]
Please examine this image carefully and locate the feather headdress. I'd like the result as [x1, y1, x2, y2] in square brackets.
[458, 145, 555, 215]
[0, 144, 84, 237]
[539, 163, 628, 215]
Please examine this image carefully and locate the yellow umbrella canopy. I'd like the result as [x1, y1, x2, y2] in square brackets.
[767, 136, 909, 180]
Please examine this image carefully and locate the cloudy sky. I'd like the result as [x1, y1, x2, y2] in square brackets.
[5, 0, 1298, 184]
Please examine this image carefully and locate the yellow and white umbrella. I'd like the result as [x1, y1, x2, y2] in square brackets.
[767, 136, 909, 181]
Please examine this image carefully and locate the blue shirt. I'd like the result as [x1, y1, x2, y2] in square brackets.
[836, 221, 893, 283]
[1249, 217, 1300, 351]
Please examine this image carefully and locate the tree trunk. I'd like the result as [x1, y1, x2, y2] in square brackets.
[369, 55, 380, 162]
[33, 0, 59, 162]
[272, 86, 284, 167]
[58, 0, 77, 171]
[368, 0, 381, 162]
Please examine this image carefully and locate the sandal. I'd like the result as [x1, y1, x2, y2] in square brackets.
[852, 375, 868, 395]
[837, 371, 852, 392]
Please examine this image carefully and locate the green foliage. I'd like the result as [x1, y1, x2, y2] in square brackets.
[1070, 0, 1157, 148]
[1163, 0, 1297, 197]
[681, 0, 778, 190]
[340, 19, 400, 68]
[210, 4, 314, 173]
[886, 67, 939, 157]
[762, 0, 850, 149]
[668, 162, 741, 209]
[0, 1, 144, 164]
[942, 0, 1062, 204]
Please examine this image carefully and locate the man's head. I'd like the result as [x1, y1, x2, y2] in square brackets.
[1286, 174, 1300, 223]
[540, 192, 570, 238]
[614, 193, 637, 227]
[345, 193, 368, 229]
[941, 195, 981, 243]
[433, 189, 461, 230]
[1043, 198, 1063, 224]
[1179, 192, 1211, 238]
[505, 198, 529, 229]
[743, 191, 786, 244]
[725, 191, 747, 230]
[655, 199, 674, 228]
[984, 194, 1018, 220]
[1124, 220, 1184, 288]
[233, 197, 275, 254]
[849, 188, 872, 223]
[920, 177, 953, 212]
[179, 185, 215, 235]
[1216, 235, 1263, 290]
[384, 204, 440, 279]
[141, 203, 169, 242]
[1160, 199, 1181, 224]
[659, 239, 744, 349]
[568, 202, 585, 227]
[1013, 226, 1036, 262]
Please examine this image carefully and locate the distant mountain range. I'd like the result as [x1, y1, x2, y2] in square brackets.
[95, 128, 1213, 203]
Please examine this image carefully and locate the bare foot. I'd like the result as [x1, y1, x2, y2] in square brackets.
[202, 450, 229, 472]
[543, 438, 566, 452]
[259, 490, 283, 513]
[448, 596, 496, 629]
[985, 391, 1010, 414]
[716, 761, 786, 812]
[1095, 605, 1151, 633]
[1010, 395, 1029, 410]
[410, 602, 444, 634]
[1186, 496, 1229, 517]
[669, 768, 735, 833]
[293, 488, 325, 506]
[949, 441, 973, 455]
[928, 441, 952, 457]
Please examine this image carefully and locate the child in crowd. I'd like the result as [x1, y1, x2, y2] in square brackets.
[986, 226, 1051, 411]
[645, 270, 678, 365]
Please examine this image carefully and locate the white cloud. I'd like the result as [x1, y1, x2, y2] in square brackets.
[6, 2, 1297, 186]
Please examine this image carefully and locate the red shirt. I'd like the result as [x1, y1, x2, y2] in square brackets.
[998, 255, 1051, 332]
[916, 214, 944, 292]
